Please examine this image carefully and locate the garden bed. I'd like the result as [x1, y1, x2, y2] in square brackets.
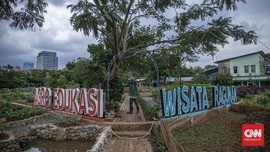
[173, 111, 270, 152]
[0, 102, 45, 123]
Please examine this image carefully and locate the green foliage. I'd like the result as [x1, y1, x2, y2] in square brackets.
[151, 88, 160, 99]
[192, 73, 208, 84]
[69, 58, 103, 88]
[57, 75, 68, 88]
[68, 0, 257, 87]
[109, 76, 124, 102]
[147, 105, 160, 118]
[0, 0, 48, 29]
[109, 101, 119, 111]
[0, 91, 33, 102]
[242, 94, 270, 108]
[213, 72, 233, 85]
[0, 102, 45, 122]
[154, 135, 168, 152]
[139, 97, 160, 118]
[173, 112, 247, 152]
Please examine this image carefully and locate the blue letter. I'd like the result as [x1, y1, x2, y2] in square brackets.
[161, 89, 177, 117]
[181, 86, 190, 114]
[222, 86, 227, 105]
[190, 86, 198, 112]
[202, 86, 209, 109]
[177, 87, 182, 115]
[196, 86, 202, 110]
[231, 86, 237, 103]
[219, 86, 224, 106]
[227, 86, 231, 104]
[213, 86, 219, 107]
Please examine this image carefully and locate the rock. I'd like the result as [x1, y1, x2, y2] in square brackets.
[40, 130, 46, 135]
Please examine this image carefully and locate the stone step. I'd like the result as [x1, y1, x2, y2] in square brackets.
[111, 122, 153, 131]
[112, 130, 150, 137]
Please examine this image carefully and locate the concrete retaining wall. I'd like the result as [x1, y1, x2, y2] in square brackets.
[29, 124, 103, 141]
[0, 132, 20, 152]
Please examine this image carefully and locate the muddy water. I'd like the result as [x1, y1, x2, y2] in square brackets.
[23, 139, 95, 152]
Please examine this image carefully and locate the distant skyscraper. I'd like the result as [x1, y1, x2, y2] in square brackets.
[14, 63, 21, 71]
[37, 51, 58, 70]
[23, 62, 34, 71]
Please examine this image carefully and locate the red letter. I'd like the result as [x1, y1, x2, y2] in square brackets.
[45, 88, 52, 108]
[40, 87, 46, 106]
[79, 89, 88, 114]
[53, 88, 59, 110]
[65, 89, 72, 112]
[71, 88, 80, 113]
[88, 88, 97, 117]
[58, 88, 65, 110]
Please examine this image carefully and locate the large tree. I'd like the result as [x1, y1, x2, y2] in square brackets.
[0, 0, 48, 29]
[68, 0, 257, 87]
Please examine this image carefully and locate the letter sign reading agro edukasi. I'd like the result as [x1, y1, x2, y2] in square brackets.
[34, 88, 104, 118]
[161, 86, 237, 118]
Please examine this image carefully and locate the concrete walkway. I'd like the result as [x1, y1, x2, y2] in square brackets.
[104, 95, 154, 152]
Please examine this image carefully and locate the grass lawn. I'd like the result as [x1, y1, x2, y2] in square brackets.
[173, 111, 269, 152]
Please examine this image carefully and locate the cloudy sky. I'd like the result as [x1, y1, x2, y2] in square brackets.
[0, 0, 269, 69]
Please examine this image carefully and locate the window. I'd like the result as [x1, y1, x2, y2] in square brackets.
[251, 65, 256, 73]
[244, 65, 249, 73]
[233, 66, 238, 74]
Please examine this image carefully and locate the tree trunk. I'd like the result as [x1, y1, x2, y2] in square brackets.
[101, 59, 120, 89]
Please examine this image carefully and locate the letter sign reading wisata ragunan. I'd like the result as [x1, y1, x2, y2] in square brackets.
[34, 87, 104, 118]
[161, 86, 237, 118]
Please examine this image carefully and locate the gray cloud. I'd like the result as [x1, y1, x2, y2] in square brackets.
[0, 0, 269, 70]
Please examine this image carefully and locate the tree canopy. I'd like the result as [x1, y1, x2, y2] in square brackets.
[68, 0, 257, 87]
[0, 0, 48, 29]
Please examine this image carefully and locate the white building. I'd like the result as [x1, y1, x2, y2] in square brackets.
[214, 51, 270, 87]
[37, 51, 58, 70]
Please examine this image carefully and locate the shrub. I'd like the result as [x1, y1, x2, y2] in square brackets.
[151, 88, 160, 99]
[213, 72, 233, 85]
[109, 76, 124, 102]
[154, 135, 167, 152]
[139, 97, 160, 118]
[0, 102, 45, 121]
[237, 86, 265, 98]
[147, 105, 160, 118]
[257, 95, 270, 107]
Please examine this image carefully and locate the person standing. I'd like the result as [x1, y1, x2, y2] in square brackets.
[128, 77, 139, 114]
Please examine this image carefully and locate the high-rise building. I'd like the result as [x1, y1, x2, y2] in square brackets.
[37, 51, 58, 70]
[23, 62, 34, 71]
[14, 63, 21, 71]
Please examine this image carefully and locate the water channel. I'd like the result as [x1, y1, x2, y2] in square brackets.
[23, 139, 95, 152]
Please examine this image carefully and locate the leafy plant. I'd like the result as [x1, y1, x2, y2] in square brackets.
[213, 72, 233, 86]
[109, 76, 124, 102]
[139, 97, 160, 118]
[154, 135, 168, 152]
[109, 100, 119, 111]
[0, 102, 45, 121]
[147, 105, 160, 118]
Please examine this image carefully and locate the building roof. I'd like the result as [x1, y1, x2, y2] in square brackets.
[204, 67, 218, 75]
[214, 51, 266, 63]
